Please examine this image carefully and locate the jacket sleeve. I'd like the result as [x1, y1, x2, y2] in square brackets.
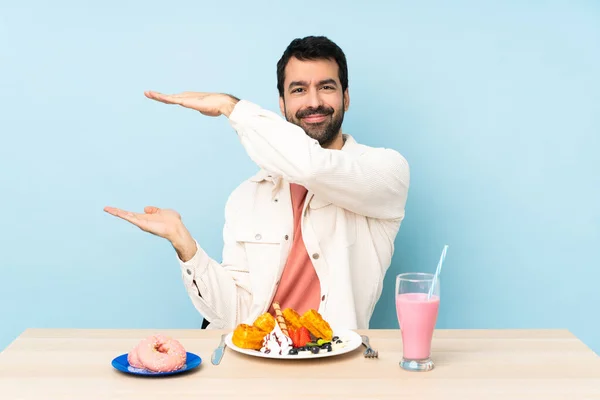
[228, 100, 410, 220]
[177, 194, 252, 329]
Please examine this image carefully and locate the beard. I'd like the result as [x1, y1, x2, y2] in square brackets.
[284, 102, 345, 148]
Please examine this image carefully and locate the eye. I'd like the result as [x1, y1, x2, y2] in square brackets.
[321, 85, 335, 90]
[291, 88, 304, 94]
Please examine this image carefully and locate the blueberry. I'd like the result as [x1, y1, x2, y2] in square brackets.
[332, 336, 339, 342]
[298, 346, 308, 351]
[288, 348, 298, 355]
[336, 340, 342, 344]
[324, 343, 332, 352]
[310, 346, 320, 354]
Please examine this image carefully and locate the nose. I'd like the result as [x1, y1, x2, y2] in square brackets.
[306, 88, 323, 109]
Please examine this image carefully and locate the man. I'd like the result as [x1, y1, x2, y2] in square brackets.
[104, 36, 410, 330]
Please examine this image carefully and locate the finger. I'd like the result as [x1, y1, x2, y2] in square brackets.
[103, 206, 122, 216]
[146, 91, 210, 105]
[144, 206, 160, 214]
[144, 91, 179, 104]
[104, 206, 147, 228]
[153, 95, 194, 110]
[145, 90, 165, 98]
[176, 91, 208, 98]
[145, 91, 183, 105]
[146, 90, 205, 99]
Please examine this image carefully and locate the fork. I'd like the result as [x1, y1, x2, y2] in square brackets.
[361, 335, 378, 358]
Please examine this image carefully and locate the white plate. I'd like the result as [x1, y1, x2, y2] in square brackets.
[224, 329, 362, 360]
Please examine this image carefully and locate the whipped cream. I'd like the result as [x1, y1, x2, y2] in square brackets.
[260, 322, 293, 356]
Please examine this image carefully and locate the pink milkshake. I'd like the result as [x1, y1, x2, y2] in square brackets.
[395, 272, 440, 371]
[396, 293, 440, 360]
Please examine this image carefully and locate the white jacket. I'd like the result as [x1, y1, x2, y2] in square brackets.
[178, 100, 410, 330]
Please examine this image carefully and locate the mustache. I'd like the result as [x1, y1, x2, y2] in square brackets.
[296, 106, 334, 119]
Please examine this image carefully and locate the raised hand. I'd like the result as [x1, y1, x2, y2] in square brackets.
[144, 91, 239, 117]
[103, 206, 197, 261]
[103, 206, 181, 239]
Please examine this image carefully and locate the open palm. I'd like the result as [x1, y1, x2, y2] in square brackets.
[104, 206, 182, 240]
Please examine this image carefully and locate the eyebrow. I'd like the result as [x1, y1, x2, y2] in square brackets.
[288, 79, 338, 90]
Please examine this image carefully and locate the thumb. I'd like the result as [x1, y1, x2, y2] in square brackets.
[144, 206, 160, 214]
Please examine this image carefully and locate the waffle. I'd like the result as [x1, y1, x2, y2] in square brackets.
[253, 312, 276, 333]
[300, 309, 333, 341]
[232, 312, 276, 350]
[231, 324, 266, 350]
[282, 308, 303, 331]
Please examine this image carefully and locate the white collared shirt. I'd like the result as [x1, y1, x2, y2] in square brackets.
[179, 100, 410, 330]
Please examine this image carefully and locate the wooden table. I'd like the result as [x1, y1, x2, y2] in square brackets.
[1, 329, 599, 399]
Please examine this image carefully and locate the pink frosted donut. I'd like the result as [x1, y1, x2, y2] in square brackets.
[127, 344, 144, 369]
[136, 335, 187, 372]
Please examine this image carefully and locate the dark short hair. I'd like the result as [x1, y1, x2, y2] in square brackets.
[277, 36, 348, 97]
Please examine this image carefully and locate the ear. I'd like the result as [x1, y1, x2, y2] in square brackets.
[279, 96, 285, 116]
[343, 89, 350, 112]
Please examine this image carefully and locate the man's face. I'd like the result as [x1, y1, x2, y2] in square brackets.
[279, 57, 349, 147]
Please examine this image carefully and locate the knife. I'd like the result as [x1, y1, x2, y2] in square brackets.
[211, 334, 227, 365]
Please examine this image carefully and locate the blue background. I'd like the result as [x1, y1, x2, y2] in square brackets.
[1, 1, 599, 354]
